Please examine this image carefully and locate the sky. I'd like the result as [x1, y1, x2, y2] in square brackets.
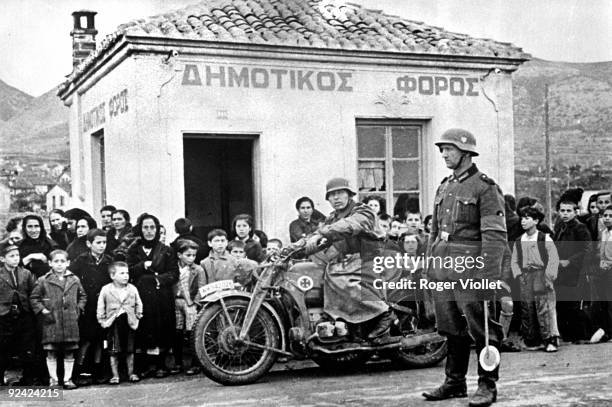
[1, 0, 610, 97]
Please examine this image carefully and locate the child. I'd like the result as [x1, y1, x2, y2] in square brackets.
[511, 207, 560, 352]
[589, 204, 612, 343]
[377, 214, 392, 236]
[70, 229, 112, 385]
[389, 216, 405, 239]
[202, 230, 257, 287]
[552, 198, 591, 342]
[30, 250, 87, 389]
[0, 243, 37, 386]
[228, 240, 247, 260]
[172, 239, 206, 375]
[266, 238, 283, 258]
[97, 261, 142, 384]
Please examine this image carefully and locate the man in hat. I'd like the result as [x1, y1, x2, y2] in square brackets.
[305, 177, 392, 341]
[0, 242, 37, 385]
[422, 129, 506, 407]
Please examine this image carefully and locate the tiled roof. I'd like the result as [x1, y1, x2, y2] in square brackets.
[60, 0, 529, 93]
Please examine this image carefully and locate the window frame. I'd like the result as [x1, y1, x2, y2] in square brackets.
[356, 120, 424, 216]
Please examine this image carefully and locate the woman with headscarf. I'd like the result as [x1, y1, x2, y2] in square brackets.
[19, 215, 57, 278]
[66, 216, 98, 261]
[126, 213, 178, 378]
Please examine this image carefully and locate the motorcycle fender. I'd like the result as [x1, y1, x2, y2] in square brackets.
[199, 290, 287, 352]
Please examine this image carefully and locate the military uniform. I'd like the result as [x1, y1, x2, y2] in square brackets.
[427, 163, 507, 402]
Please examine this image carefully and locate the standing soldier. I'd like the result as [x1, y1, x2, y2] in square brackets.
[422, 129, 507, 407]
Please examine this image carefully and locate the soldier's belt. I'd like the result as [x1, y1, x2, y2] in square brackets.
[437, 232, 480, 243]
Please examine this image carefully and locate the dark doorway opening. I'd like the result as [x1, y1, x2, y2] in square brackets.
[183, 135, 255, 242]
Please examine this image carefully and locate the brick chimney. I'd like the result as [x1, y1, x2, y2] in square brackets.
[70, 10, 98, 69]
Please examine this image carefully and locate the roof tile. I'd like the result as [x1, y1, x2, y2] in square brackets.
[60, 0, 529, 93]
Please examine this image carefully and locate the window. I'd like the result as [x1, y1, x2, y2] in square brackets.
[52, 196, 56, 209]
[357, 121, 422, 217]
[60, 195, 65, 207]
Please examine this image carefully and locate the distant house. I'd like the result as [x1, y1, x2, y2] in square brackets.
[51, 164, 65, 178]
[58, 166, 71, 184]
[9, 178, 35, 196]
[0, 182, 10, 213]
[46, 184, 71, 211]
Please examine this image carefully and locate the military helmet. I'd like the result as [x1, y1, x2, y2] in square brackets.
[434, 128, 479, 156]
[325, 177, 356, 200]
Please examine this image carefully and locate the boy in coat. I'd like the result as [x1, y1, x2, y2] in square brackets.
[30, 250, 87, 389]
[172, 239, 207, 375]
[0, 242, 37, 386]
[97, 261, 143, 383]
[553, 198, 591, 342]
[201, 230, 257, 287]
[70, 229, 112, 385]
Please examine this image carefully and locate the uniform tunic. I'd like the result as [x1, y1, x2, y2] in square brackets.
[427, 164, 506, 368]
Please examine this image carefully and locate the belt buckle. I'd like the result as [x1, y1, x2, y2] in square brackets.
[440, 231, 449, 242]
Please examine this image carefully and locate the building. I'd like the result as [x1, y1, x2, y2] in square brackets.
[46, 184, 72, 211]
[58, 0, 529, 241]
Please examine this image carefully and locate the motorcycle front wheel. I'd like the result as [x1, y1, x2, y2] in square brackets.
[191, 298, 280, 385]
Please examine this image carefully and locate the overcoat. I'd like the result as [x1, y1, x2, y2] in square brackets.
[126, 238, 178, 350]
[70, 252, 112, 341]
[30, 271, 87, 344]
[0, 265, 36, 315]
[317, 200, 388, 324]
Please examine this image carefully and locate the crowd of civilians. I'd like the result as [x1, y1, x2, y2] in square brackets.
[0, 188, 611, 389]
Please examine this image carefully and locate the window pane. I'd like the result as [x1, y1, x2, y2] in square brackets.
[358, 161, 385, 192]
[392, 127, 419, 158]
[393, 193, 420, 218]
[357, 126, 386, 158]
[392, 161, 419, 190]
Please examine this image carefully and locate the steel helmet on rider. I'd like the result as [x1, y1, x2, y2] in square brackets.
[325, 177, 356, 200]
[434, 128, 479, 156]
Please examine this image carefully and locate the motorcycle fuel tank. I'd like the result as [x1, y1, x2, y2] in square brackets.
[286, 261, 324, 308]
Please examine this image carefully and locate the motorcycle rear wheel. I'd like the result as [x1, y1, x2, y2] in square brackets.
[191, 298, 280, 385]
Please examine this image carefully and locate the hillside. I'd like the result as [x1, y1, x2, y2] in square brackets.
[0, 86, 69, 161]
[513, 58, 612, 171]
[0, 79, 33, 122]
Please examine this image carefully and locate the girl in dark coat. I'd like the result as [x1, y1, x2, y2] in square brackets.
[105, 209, 133, 258]
[19, 215, 57, 278]
[126, 213, 178, 378]
[231, 214, 265, 262]
[66, 216, 97, 261]
[48, 210, 71, 250]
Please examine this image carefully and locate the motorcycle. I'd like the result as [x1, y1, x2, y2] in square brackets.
[191, 245, 447, 385]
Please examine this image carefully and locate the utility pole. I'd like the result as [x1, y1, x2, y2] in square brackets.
[544, 84, 552, 226]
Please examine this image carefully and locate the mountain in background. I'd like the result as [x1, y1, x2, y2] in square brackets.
[0, 86, 69, 162]
[0, 79, 33, 122]
[513, 58, 612, 171]
[0, 57, 610, 173]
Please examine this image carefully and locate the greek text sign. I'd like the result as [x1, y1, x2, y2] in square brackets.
[82, 89, 128, 133]
[396, 75, 479, 96]
[182, 64, 353, 92]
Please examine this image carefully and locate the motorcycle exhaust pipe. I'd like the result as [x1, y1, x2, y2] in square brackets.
[310, 332, 445, 354]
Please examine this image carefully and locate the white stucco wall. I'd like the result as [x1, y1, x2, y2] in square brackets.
[67, 49, 516, 243]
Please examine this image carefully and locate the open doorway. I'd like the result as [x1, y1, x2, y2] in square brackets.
[183, 135, 256, 241]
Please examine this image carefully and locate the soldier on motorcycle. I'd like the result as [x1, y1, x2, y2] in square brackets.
[304, 177, 393, 341]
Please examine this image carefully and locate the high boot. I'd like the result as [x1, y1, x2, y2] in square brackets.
[423, 336, 470, 401]
[367, 311, 394, 341]
[469, 343, 499, 407]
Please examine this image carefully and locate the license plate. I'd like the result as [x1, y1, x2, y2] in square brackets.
[198, 280, 236, 298]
